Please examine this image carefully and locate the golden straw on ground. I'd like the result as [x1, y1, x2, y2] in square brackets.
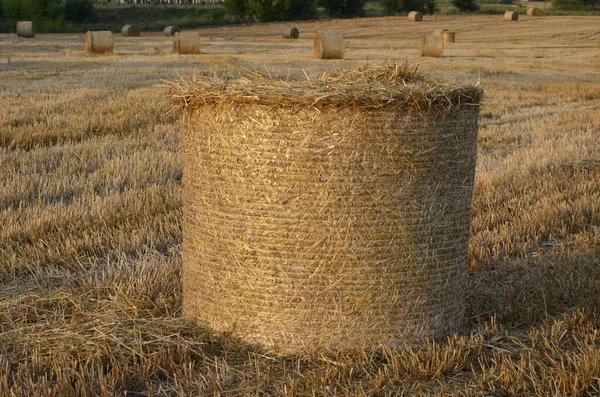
[314, 31, 344, 59]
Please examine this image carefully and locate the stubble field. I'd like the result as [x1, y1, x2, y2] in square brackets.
[1, 13, 600, 396]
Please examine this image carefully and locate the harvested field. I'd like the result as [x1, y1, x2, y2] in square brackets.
[1, 15, 599, 396]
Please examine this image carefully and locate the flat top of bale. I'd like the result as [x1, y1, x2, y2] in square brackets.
[167, 64, 483, 113]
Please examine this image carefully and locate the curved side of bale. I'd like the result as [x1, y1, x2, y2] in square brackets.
[16, 21, 35, 38]
[420, 34, 444, 57]
[85, 31, 114, 54]
[164, 25, 181, 36]
[504, 11, 518, 21]
[172, 65, 483, 354]
[174, 32, 202, 54]
[408, 11, 423, 22]
[121, 24, 140, 37]
[282, 27, 300, 39]
[314, 31, 344, 60]
[527, 7, 541, 16]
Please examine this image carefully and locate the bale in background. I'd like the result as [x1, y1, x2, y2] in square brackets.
[174, 32, 202, 54]
[504, 11, 518, 21]
[434, 29, 455, 43]
[169, 64, 483, 354]
[121, 24, 140, 37]
[420, 34, 444, 57]
[314, 31, 344, 60]
[16, 21, 34, 38]
[282, 27, 300, 39]
[527, 7, 541, 16]
[85, 31, 113, 54]
[164, 26, 181, 36]
[408, 11, 423, 22]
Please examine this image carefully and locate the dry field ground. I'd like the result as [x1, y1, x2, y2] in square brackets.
[1, 14, 600, 396]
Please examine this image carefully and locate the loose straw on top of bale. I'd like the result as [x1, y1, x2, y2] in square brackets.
[314, 31, 344, 60]
[168, 64, 483, 354]
[420, 35, 444, 57]
[164, 25, 181, 36]
[504, 11, 518, 21]
[282, 27, 300, 39]
[16, 21, 34, 38]
[527, 7, 541, 16]
[121, 24, 140, 37]
[408, 11, 423, 21]
[174, 32, 202, 54]
[85, 31, 113, 54]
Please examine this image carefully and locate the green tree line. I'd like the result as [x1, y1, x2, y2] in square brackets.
[0, 0, 94, 24]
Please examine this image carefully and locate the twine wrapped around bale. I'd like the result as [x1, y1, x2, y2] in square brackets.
[121, 24, 140, 37]
[164, 25, 181, 36]
[85, 31, 113, 54]
[408, 11, 424, 22]
[504, 11, 518, 21]
[434, 29, 455, 43]
[169, 64, 483, 354]
[420, 35, 444, 57]
[174, 32, 202, 54]
[527, 7, 541, 16]
[314, 31, 344, 60]
[282, 27, 300, 39]
[16, 21, 35, 38]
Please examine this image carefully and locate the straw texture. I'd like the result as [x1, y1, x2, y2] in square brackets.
[164, 25, 181, 36]
[16, 21, 34, 38]
[174, 32, 202, 54]
[420, 35, 444, 57]
[314, 31, 344, 59]
[408, 11, 424, 22]
[504, 11, 518, 21]
[282, 27, 300, 39]
[85, 31, 113, 54]
[121, 24, 140, 37]
[434, 30, 455, 43]
[527, 7, 541, 16]
[169, 64, 482, 354]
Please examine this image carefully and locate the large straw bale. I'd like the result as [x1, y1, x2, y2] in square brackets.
[504, 11, 518, 21]
[527, 7, 541, 16]
[434, 29, 455, 43]
[174, 32, 202, 54]
[16, 21, 35, 38]
[169, 64, 483, 354]
[282, 27, 300, 39]
[408, 11, 424, 21]
[164, 25, 181, 36]
[420, 34, 444, 57]
[314, 31, 344, 60]
[121, 24, 140, 37]
[85, 31, 113, 54]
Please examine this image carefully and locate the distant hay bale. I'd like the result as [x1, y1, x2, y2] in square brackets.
[420, 34, 444, 57]
[408, 11, 424, 22]
[85, 31, 113, 54]
[174, 32, 202, 54]
[314, 31, 344, 60]
[527, 7, 541, 16]
[170, 64, 483, 353]
[16, 21, 35, 38]
[504, 11, 518, 21]
[434, 29, 455, 43]
[282, 27, 300, 39]
[164, 25, 181, 36]
[121, 24, 140, 37]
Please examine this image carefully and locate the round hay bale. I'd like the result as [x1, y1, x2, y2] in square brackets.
[16, 21, 35, 38]
[314, 31, 344, 60]
[164, 25, 181, 36]
[282, 27, 300, 39]
[174, 32, 202, 54]
[527, 7, 541, 16]
[504, 11, 518, 21]
[170, 65, 483, 354]
[408, 11, 424, 22]
[434, 29, 455, 43]
[420, 34, 444, 57]
[121, 24, 140, 37]
[85, 31, 113, 55]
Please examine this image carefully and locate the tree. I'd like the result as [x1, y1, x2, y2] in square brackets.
[319, 0, 365, 18]
[223, 0, 248, 18]
[452, 0, 478, 12]
[381, 0, 436, 14]
[64, 0, 94, 22]
[225, 0, 315, 21]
